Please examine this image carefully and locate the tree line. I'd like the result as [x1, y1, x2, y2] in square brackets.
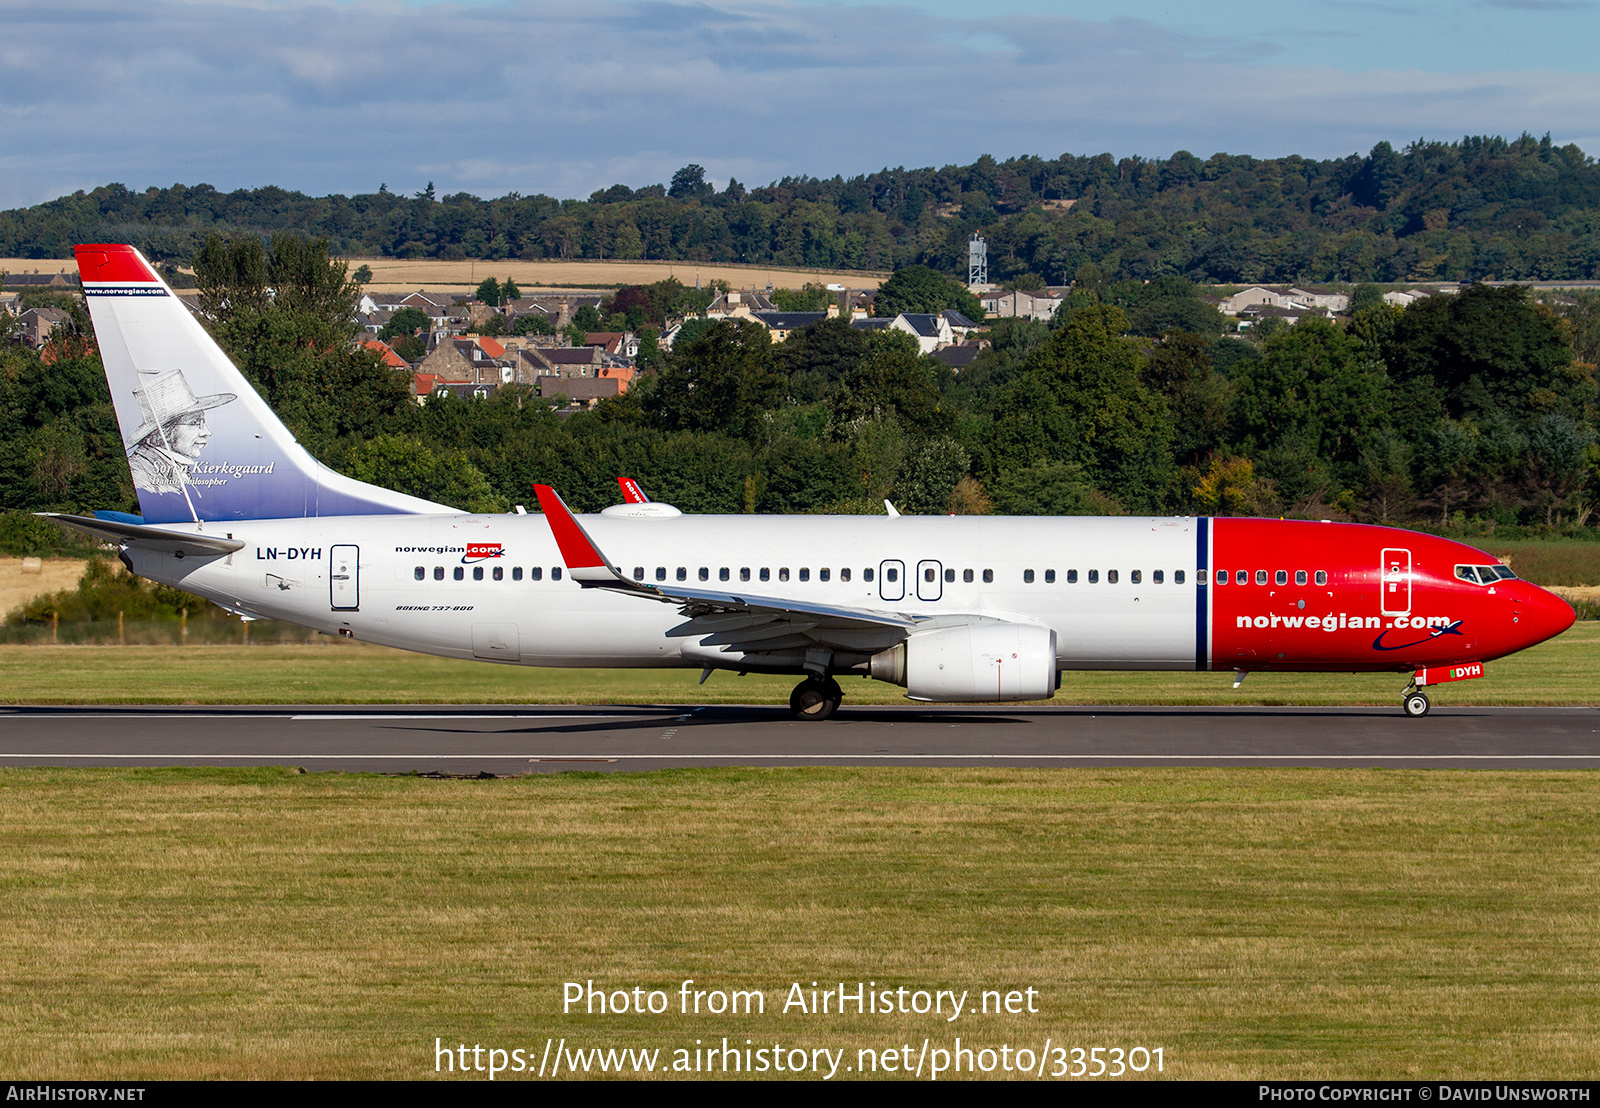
[3, 236, 1596, 548]
[8, 135, 1600, 285]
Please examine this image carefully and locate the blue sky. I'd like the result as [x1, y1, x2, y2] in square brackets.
[3, 0, 1599, 210]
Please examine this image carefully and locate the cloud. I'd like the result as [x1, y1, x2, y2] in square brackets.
[2, 0, 1600, 209]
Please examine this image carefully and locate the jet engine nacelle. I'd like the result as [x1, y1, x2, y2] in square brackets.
[870, 622, 1058, 702]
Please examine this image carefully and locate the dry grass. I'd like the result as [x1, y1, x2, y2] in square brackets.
[0, 557, 89, 619]
[1, 767, 1598, 1079]
[1, 256, 885, 292]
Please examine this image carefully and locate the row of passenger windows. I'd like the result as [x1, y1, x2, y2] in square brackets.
[1214, 569, 1328, 586]
[1021, 568, 1184, 585]
[414, 565, 563, 581]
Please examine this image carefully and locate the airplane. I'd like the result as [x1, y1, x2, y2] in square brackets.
[44, 244, 1576, 721]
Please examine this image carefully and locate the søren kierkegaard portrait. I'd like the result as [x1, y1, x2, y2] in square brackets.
[125, 369, 237, 495]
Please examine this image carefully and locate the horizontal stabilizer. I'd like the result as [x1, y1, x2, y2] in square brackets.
[40, 513, 245, 557]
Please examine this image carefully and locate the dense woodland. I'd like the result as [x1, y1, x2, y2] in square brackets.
[3, 235, 1599, 559]
[10, 136, 1600, 285]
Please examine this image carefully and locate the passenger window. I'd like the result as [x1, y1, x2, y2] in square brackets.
[551, 567, 562, 580]
[434, 566, 444, 580]
[1314, 571, 1326, 585]
[1275, 570, 1287, 586]
[841, 568, 851, 582]
[760, 568, 770, 582]
[655, 567, 665, 581]
[1088, 569, 1099, 584]
[820, 568, 830, 582]
[1044, 569, 1055, 584]
[471, 567, 483, 581]
[741, 567, 751, 582]
[886, 568, 898, 582]
[924, 567, 936, 582]
[864, 569, 874, 582]
[513, 567, 523, 581]
[799, 568, 809, 582]
[1215, 568, 1226, 585]
[1295, 570, 1307, 585]
[635, 567, 646, 581]
[1153, 570, 1163, 584]
[677, 567, 687, 581]
[1237, 571, 1247, 585]
[1175, 570, 1186, 584]
[1131, 570, 1142, 584]
[1024, 569, 1035, 583]
[414, 566, 425, 580]
[699, 567, 709, 581]
[719, 568, 730, 582]
[530, 567, 542, 581]
[779, 568, 789, 582]
[944, 568, 954, 583]
[493, 567, 503, 581]
[453, 567, 464, 581]
[1256, 570, 1267, 585]
[963, 569, 973, 583]
[982, 569, 993, 583]
[1108, 569, 1119, 584]
[1067, 569, 1078, 584]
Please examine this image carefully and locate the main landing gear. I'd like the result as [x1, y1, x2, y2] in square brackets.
[790, 675, 844, 721]
[1401, 687, 1431, 718]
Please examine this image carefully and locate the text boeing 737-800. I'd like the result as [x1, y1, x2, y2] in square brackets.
[46, 244, 1575, 719]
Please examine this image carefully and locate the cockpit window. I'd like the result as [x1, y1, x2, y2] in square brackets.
[1457, 564, 1518, 585]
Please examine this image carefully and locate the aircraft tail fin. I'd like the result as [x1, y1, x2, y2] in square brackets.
[75, 244, 451, 523]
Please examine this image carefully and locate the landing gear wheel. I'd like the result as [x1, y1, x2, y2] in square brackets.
[790, 676, 843, 721]
[1402, 690, 1431, 718]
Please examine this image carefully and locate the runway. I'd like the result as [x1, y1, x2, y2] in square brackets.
[1, 703, 1598, 772]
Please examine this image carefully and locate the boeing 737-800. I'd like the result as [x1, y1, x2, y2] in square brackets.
[46, 245, 1575, 720]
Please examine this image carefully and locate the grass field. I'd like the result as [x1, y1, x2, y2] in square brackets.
[2, 766, 1599, 1079]
[0, 620, 1593, 707]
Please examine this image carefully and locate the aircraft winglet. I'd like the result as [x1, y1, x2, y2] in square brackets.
[533, 484, 632, 587]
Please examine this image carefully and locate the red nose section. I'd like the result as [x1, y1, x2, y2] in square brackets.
[1520, 584, 1576, 649]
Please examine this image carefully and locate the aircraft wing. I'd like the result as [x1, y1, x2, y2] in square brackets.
[40, 513, 246, 558]
[532, 485, 916, 645]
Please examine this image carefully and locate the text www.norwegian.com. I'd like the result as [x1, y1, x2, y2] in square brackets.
[436, 1037, 1164, 1080]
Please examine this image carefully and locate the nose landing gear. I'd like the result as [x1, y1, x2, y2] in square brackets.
[790, 675, 844, 721]
[1401, 687, 1431, 717]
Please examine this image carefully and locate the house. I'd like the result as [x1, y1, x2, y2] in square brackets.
[15, 307, 69, 348]
[533, 375, 622, 407]
[361, 339, 411, 369]
[979, 288, 1064, 322]
[3, 271, 76, 290]
[748, 311, 829, 343]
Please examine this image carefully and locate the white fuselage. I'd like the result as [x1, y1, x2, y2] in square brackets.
[130, 513, 1204, 671]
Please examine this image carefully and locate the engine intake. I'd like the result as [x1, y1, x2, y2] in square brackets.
[871, 622, 1058, 702]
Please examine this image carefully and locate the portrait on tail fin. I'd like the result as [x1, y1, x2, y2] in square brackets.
[125, 369, 236, 495]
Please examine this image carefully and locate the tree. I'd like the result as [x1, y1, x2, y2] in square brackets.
[502, 277, 521, 302]
[874, 265, 985, 321]
[353, 264, 373, 285]
[192, 233, 408, 454]
[646, 320, 781, 440]
[378, 307, 431, 343]
[669, 165, 713, 201]
[475, 277, 502, 307]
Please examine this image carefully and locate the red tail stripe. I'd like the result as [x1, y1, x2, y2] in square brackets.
[73, 244, 158, 284]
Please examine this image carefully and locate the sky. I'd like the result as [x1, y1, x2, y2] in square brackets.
[4, 0, 1600, 210]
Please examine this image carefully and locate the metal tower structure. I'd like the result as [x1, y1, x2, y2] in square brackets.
[967, 235, 988, 288]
